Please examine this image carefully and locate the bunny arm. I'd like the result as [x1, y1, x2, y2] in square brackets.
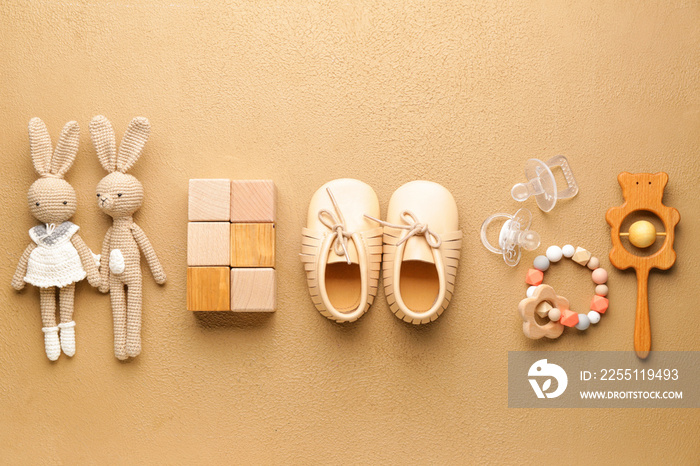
[132, 223, 166, 285]
[12, 243, 37, 290]
[98, 227, 112, 293]
[71, 234, 100, 288]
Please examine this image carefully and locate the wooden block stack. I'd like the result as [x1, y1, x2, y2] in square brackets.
[187, 179, 276, 312]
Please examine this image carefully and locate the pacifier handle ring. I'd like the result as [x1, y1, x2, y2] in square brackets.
[547, 155, 579, 200]
[480, 213, 512, 254]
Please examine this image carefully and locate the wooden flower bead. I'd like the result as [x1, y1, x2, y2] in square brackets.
[518, 284, 566, 340]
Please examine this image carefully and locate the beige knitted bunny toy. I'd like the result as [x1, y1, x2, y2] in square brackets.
[12, 118, 101, 361]
[90, 115, 166, 360]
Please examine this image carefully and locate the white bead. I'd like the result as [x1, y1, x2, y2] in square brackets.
[575, 314, 590, 330]
[562, 244, 575, 258]
[533, 255, 550, 271]
[546, 246, 563, 262]
[588, 311, 601, 324]
[548, 308, 561, 322]
[527, 285, 537, 298]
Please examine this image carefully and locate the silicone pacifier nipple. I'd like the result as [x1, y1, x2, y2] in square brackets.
[518, 229, 540, 251]
[511, 155, 578, 212]
[511, 182, 532, 202]
[481, 208, 540, 266]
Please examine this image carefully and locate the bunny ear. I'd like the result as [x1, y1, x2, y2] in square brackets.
[50, 121, 80, 177]
[116, 117, 150, 173]
[28, 117, 52, 175]
[90, 115, 117, 173]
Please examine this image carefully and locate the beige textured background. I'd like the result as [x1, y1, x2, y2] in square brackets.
[1, 1, 699, 464]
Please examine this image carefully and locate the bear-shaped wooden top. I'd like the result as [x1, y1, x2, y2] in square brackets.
[606, 172, 680, 359]
[606, 172, 679, 271]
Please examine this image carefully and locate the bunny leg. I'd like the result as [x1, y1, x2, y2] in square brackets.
[125, 281, 143, 358]
[39, 287, 57, 327]
[110, 277, 128, 360]
[39, 287, 60, 361]
[58, 283, 76, 357]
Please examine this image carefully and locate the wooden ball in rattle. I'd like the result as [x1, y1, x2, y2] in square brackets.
[628, 220, 657, 248]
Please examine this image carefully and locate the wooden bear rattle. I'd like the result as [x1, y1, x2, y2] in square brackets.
[606, 172, 679, 359]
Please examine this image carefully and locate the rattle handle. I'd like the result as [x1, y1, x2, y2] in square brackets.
[634, 268, 651, 359]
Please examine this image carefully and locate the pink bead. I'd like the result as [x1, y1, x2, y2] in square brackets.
[592, 268, 608, 284]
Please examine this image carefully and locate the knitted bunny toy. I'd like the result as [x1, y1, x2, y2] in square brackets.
[89, 115, 166, 360]
[12, 118, 100, 361]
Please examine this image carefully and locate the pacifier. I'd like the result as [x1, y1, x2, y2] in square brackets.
[510, 155, 578, 212]
[481, 208, 541, 266]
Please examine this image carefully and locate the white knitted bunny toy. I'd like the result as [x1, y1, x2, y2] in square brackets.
[12, 118, 100, 361]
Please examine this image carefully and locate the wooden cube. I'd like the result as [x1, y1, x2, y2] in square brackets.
[231, 268, 276, 312]
[535, 301, 553, 318]
[188, 179, 231, 221]
[572, 247, 592, 266]
[231, 223, 275, 267]
[187, 267, 230, 311]
[231, 180, 276, 223]
[187, 222, 230, 266]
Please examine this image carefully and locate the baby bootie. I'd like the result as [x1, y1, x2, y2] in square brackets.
[58, 321, 76, 357]
[42, 326, 60, 361]
[300, 179, 383, 323]
[368, 181, 462, 324]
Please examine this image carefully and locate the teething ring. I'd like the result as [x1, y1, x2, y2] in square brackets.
[518, 244, 609, 339]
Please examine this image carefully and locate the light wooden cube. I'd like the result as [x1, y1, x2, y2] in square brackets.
[231, 268, 276, 312]
[187, 222, 230, 266]
[231, 223, 275, 267]
[572, 247, 592, 266]
[536, 301, 553, 318]
[188, 179, 231, 221]
[187, 267, 230, 311]
[231, 180, 276, 223]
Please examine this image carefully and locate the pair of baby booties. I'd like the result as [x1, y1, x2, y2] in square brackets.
[11, 116, 166, 361]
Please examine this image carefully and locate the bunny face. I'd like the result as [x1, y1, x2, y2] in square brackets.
[28, 177, 77, 224]
[26, 118, 80, 224]
[96, 172, 144, 218]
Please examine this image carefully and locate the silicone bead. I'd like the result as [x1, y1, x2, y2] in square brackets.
[575, 314, 591, 330]
[592, 268, 608, 284]
[587, 256, 600, 270]
[588, 310, 601, 324]
[559, 309, 579, 327]
[546, 246, 563, 262]
[595, 284, 608, 296]
[533, 256, 550, 272]
[548, 308, 561, 322]
[562, 244, 575, 258]
[526, 285, 537, 298]
[590, 295, 609, 313]
[525, 269, 544, 286]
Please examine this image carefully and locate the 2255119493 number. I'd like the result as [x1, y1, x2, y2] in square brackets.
[599, 368, 679, 381]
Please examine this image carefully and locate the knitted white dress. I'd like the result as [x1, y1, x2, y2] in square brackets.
[24, 221, 86, 288]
